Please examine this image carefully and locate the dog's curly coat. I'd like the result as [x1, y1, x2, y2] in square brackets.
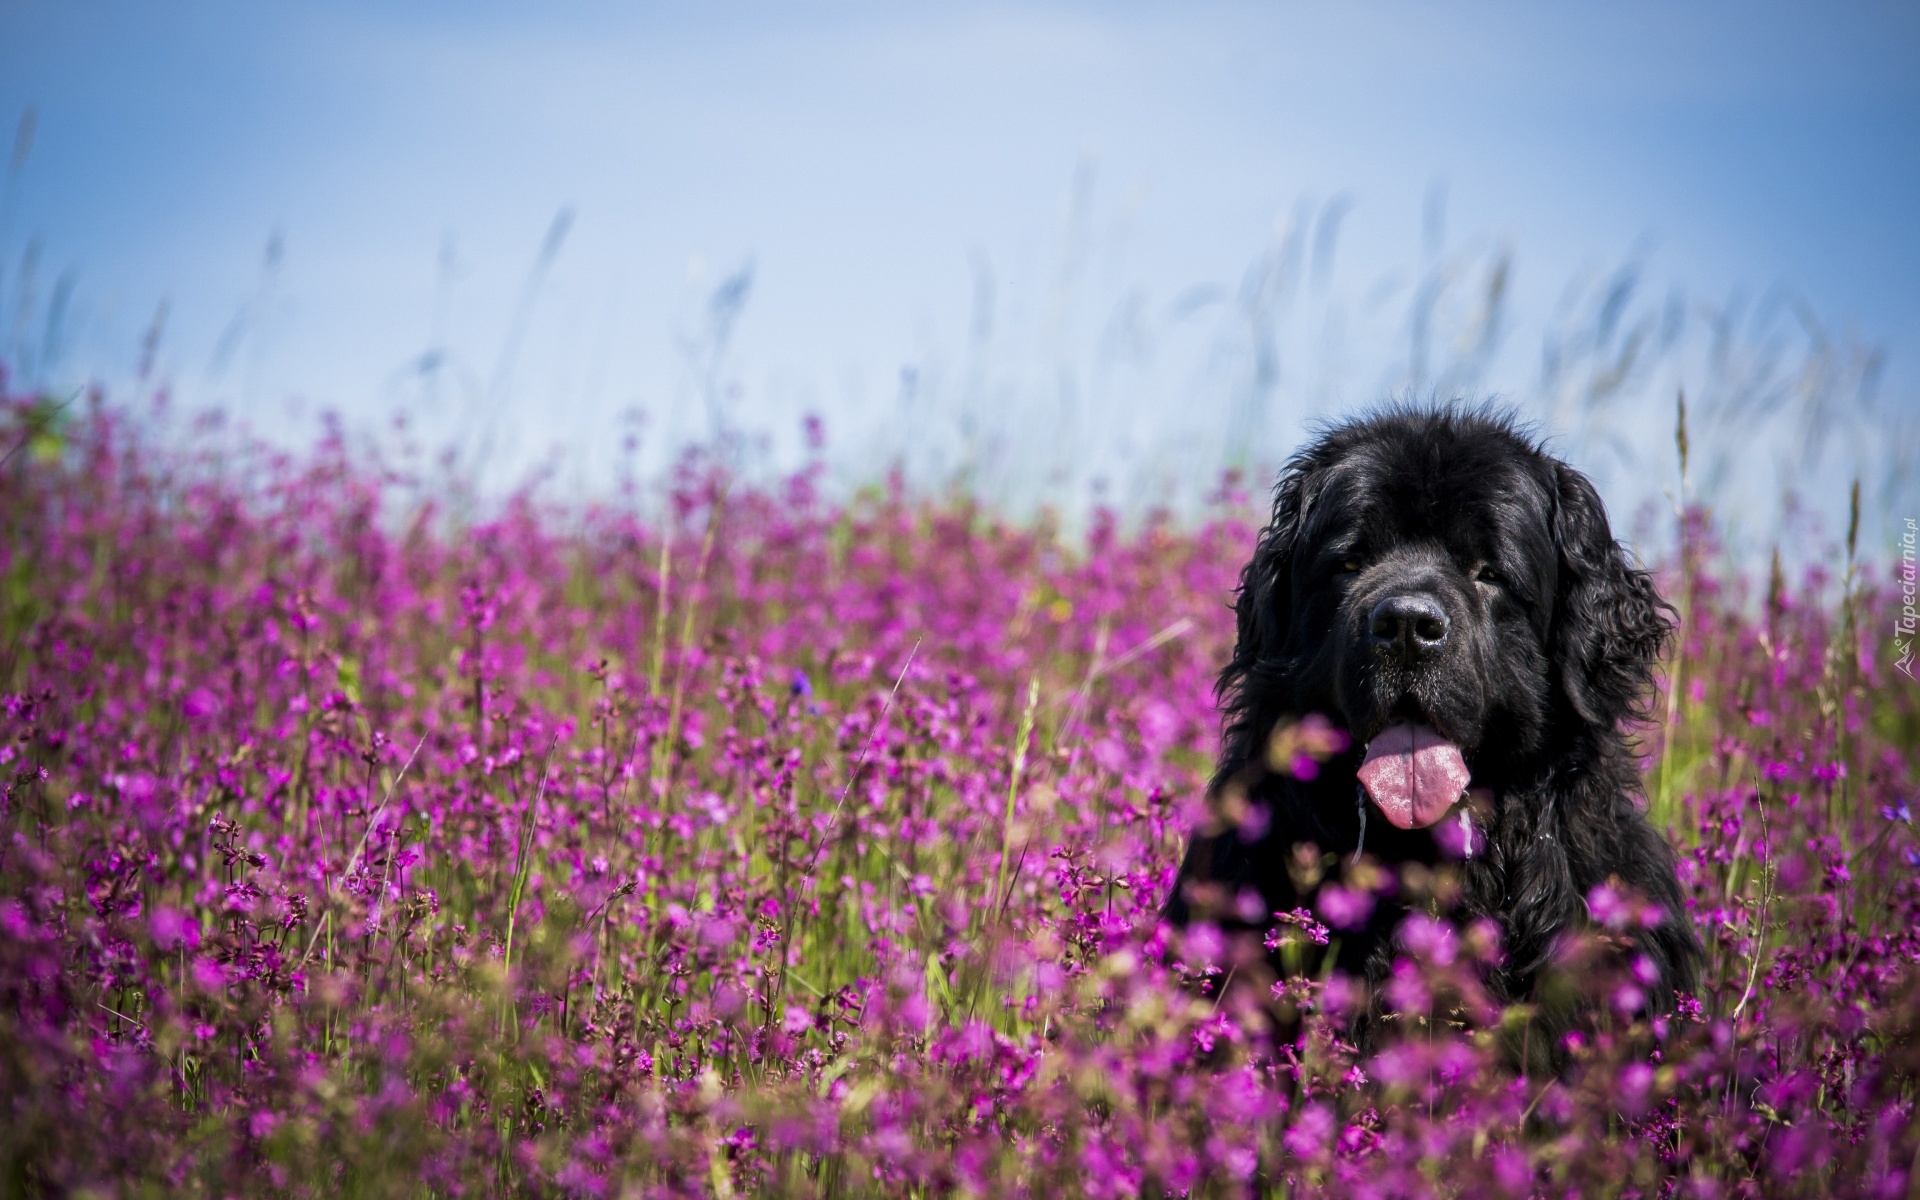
[1167, 405, 1699, 1042]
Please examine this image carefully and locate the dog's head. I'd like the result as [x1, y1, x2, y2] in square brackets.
[1220, 406, 1671, 831]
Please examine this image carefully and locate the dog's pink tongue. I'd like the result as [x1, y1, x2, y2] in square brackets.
[1357, 722, 1470, 830]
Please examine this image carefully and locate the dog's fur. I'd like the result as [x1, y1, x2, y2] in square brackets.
[1166, 405, 1698, 1041]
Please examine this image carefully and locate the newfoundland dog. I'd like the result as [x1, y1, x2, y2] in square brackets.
[1167, 405, 1699, 1044]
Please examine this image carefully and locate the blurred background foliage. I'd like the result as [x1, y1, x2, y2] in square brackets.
[0, 3, 1913, 564]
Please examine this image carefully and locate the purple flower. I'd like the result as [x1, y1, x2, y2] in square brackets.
[1266, 906, 1331, 949]
[148, 906, 199, 951]
[1283, 1103, 1336, 1162]
[182, 687, 221, 722]
[1616, 1062, 1656, 1117]
[1316, 883, 1374, 931]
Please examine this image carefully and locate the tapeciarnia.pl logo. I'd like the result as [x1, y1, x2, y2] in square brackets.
[1897, 517, 1917, 680]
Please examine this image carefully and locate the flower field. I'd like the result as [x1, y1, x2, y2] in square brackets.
[1, 391, 1916, 1198]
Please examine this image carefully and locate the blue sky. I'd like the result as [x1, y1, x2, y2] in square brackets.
[1, 1, 1915, 540]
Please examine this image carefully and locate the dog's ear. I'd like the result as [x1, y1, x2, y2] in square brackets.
[1216, 468, 1308, 783]
[1549, 463, 1673, 728]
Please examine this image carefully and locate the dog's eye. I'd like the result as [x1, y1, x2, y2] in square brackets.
[1340, 559, 1361, 574]
[1473, 564, 1501, 586]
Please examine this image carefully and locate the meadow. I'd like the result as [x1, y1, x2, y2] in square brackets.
[0, 385, 1916, 1197]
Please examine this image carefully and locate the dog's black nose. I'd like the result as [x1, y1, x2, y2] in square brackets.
[1369, 594, 1450, 662]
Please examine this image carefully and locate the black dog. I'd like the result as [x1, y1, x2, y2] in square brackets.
[1167, 405, 1698, 1044]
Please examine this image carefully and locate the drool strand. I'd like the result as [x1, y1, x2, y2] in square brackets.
[1353, 783, 1368, 864]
